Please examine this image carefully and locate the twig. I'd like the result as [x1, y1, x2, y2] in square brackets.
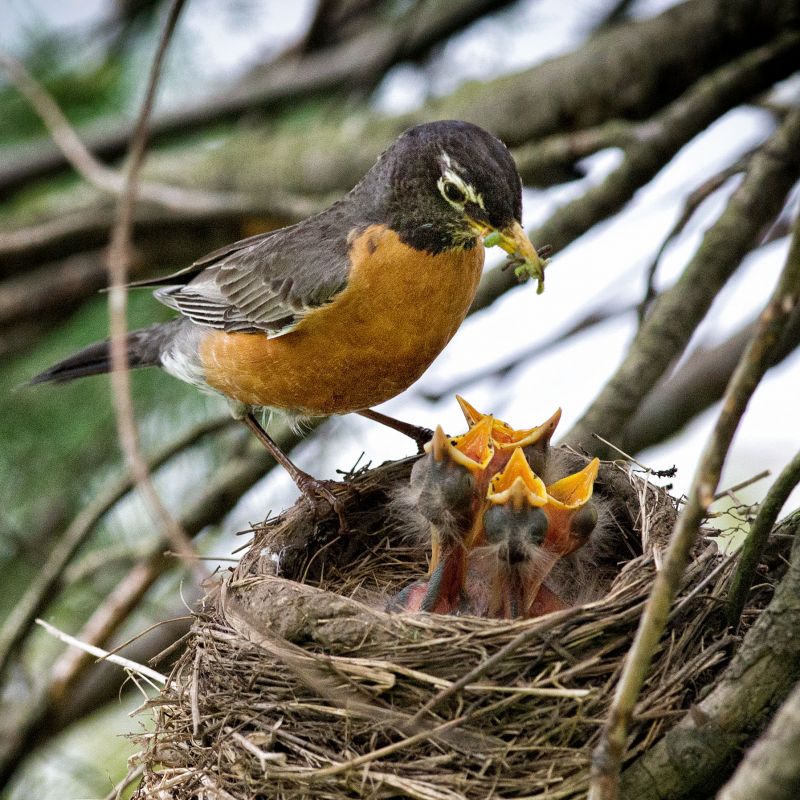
[566, 105, 800, 455]
[35, 619, 167, 685]
[407, 605, 583, 726]
[0, 415, 229, 683]
[104, 0, 201, 573]
[0, 48, 249, 215]
[727, 448, 800, 627]
[714, 469, 771, 502]
[48, 556, 174, 701]
[637, 150, 755, 324]
[621, 300, 800, 454]
[422, 298, 636, 402]
[589, 206, 800, 799]
[103, 763, 145, 800]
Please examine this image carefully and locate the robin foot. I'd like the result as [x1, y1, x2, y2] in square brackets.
[294, 473, 351, 532]
[357, 408, 433, 452]
[242, 412, 350, 531]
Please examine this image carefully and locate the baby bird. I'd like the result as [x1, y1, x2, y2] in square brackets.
[463, 450, 601, 619]
[455, 395, 562, 480]
[389, 417, 493, 613]
[464, 448, 551, 618]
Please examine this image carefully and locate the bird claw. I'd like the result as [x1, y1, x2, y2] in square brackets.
[295, 475, 352, 532]
[412, 426, 435, 452]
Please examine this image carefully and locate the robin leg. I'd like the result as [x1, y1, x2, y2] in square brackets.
[242, 413, 349, 531]
[357, 408, 433, 452]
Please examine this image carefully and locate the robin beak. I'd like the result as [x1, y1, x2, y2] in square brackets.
[449, 415, 495, 474]
[542, 458, 601, 557]
[455, 395, 515, 445]
[496, 407, 563, 451]
[424, 415, 495, 474]
[456, 396, 562, 453]
[546, 458, 600, 510]
[487, 448, 548, 510]
[475, 220, 549, 294]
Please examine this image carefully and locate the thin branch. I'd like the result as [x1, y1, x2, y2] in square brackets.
[589, 207, 800, 799]
[0, 415, 229, 684]
[48, 553, 175, 703]
[105, 0, 200, 573]
[727, 447, 800, 627]
[103, 763, 145, 800]
[621, 296, 800, 454]
[566, 105, 800, 455]
[637, 149, 756, 324]
[35, 618, 167, 685]
[0, 48, 250, 215]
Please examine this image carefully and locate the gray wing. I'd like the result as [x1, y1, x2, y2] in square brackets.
[152, 215, 353, 336]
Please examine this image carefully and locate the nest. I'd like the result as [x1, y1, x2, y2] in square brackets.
[135, 452, 747, 799]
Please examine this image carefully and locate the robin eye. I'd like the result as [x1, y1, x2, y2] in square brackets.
[442, 181, 467, 204]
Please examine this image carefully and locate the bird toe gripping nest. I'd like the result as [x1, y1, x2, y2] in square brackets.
[135, 402, 749, 800]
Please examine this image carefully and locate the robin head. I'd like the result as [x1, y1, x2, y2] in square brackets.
[355, 120, 537, 261]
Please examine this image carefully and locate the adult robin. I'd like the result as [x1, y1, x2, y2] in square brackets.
[31, 120, 546, 524]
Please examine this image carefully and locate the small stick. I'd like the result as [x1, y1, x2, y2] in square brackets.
[589, 205, 800, 800]
[35, 619, 167, 685]
[727, 449, 800, 627]
[713, 469, 771, 501]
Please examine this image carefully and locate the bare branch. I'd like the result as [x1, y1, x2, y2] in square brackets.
[422, 298, 637, 402]
[105, 0, 199, 572]
[35, 618, 168, 685]
[621, 297, 800, 454]
[0, 416, 229, 684]
[637, 149, 756, 323]
[565, 106, 800, 455]
[717, 676, 800, 800]
[589, 204, 800, 799]
[727, 447, 800, 627]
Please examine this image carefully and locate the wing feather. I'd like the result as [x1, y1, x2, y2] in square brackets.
[149, 211, 355, 336]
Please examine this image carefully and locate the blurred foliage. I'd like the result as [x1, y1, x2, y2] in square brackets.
[0, 54, 126, 146]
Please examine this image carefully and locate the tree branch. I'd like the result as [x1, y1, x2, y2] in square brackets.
[716, 675, 800, 800]
[105, 0, 200, 573]
[1, 0, 795, 197]
[589, 206, 800, 799]
[727, 447, 800, 627]
[565, 106, 800, 455]
[620, 510, 800, 799]
[621, 299, 800, 454]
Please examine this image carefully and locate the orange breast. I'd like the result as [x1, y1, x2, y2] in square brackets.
[199, 224, 484, 415]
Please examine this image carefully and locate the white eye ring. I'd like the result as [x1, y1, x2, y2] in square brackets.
[437, 163, 485, 211]
[441, 180, 467, 204]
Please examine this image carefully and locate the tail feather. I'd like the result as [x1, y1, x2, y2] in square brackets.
[30, 320, 181, 385]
